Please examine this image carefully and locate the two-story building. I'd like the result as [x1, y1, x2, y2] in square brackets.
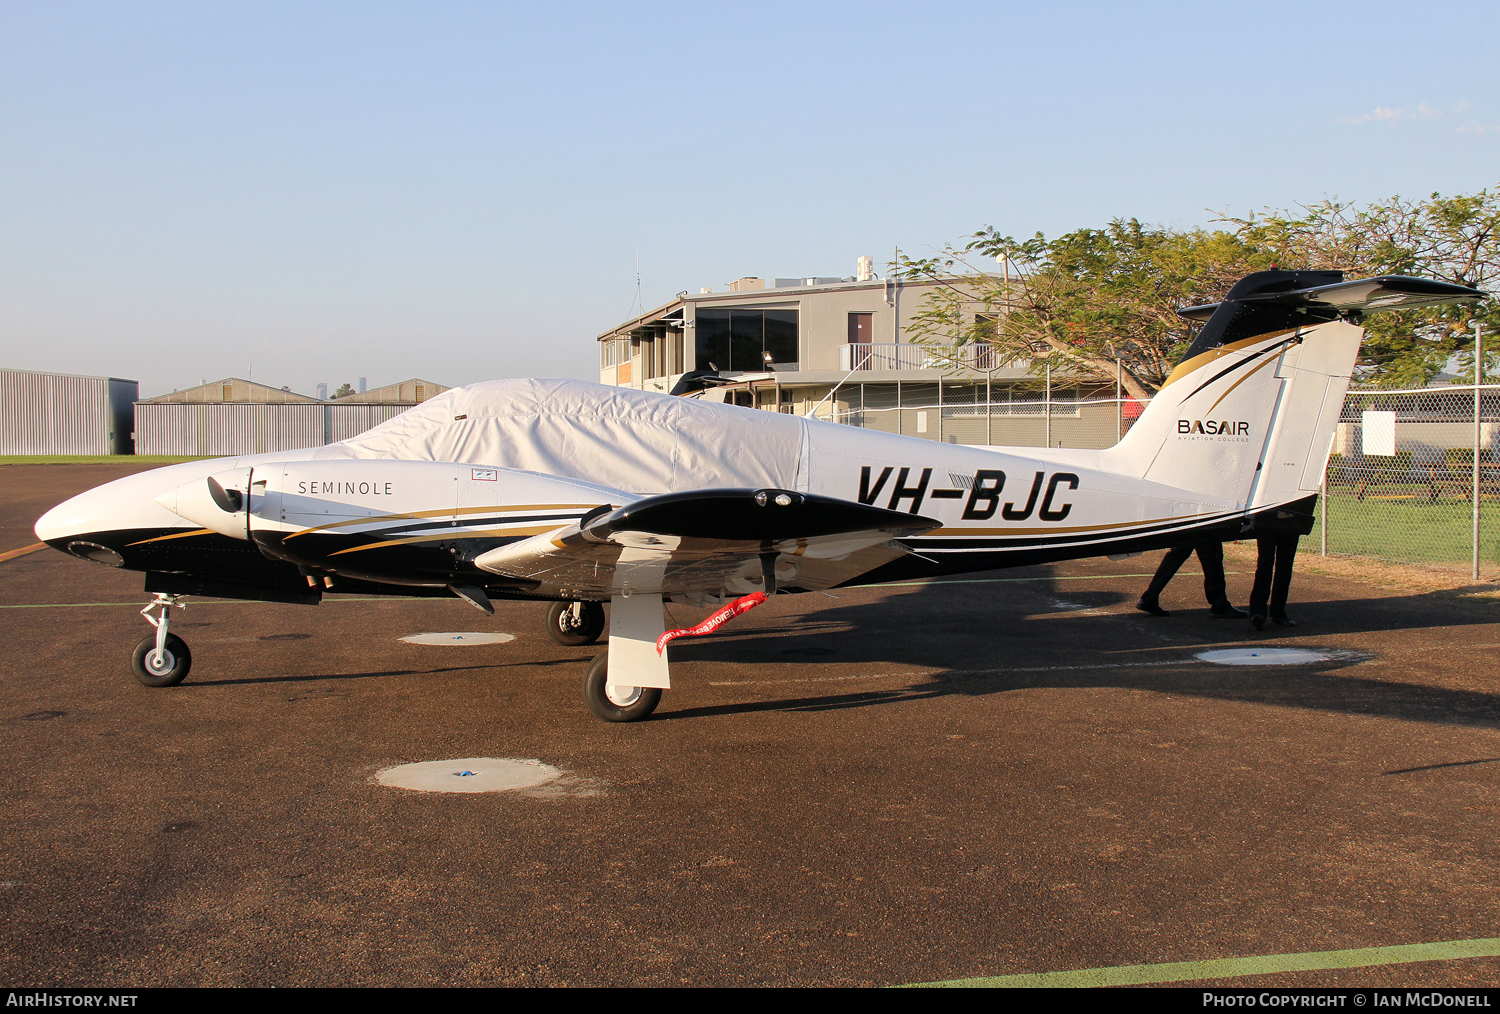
[596, 259, 1132, 448]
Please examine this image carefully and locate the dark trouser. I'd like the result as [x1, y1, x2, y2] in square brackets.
[1249, 535, 1299, 618]
[1142, 541, 1228, 608]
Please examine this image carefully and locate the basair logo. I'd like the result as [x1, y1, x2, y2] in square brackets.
[1178, 419, 1251, 438]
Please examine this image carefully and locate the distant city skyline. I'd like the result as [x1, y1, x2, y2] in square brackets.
[2, 0, 1497, 397]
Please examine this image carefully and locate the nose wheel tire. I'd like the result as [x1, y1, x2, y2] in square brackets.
[131, 633, 192, 687]
[547, 600, 605, 646]
[582, 649, 660, 722]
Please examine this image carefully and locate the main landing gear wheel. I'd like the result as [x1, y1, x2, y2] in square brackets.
[547, 600, 605, 646]
[582, 649, 660, 723]
[131, 633, 191, 687]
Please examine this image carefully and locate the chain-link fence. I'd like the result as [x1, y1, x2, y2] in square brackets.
[1316, 384, 1500, 580]
[817, 376, 1500, 579]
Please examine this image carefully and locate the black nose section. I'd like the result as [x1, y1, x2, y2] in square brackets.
[207, 477, 243, 513]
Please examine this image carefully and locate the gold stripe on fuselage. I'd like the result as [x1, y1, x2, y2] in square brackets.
[282, 503, 602, 540]
[327, 524, 571, 556]
[932, 509, 1229, 538]
[126, 528, 215, 546]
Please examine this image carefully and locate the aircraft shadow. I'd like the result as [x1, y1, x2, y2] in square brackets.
[182, 655, 592, 688]
[657, 566, 1500, 732]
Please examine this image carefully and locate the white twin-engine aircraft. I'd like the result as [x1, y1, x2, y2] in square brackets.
[35, 271, 1485, 721]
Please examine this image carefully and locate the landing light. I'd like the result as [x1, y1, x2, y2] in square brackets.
[754, 490, 800, 507]
[66, 542, 123, 567]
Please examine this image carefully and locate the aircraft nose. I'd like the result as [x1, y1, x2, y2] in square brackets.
[33, 460, 233, 551]
[34, 490, 104, 543]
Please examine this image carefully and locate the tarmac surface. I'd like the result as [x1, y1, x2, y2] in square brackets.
[4, 462, 1500, 987]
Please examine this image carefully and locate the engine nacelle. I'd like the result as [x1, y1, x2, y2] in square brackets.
[155, 468, 255, 540]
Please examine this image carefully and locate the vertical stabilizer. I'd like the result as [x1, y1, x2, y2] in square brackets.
[1100, 319, 1359, 511]
[1100, 271, 1485, 513]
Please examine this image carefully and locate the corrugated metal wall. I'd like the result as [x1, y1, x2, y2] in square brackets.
[328, 404, 406, 441]
[135, 403, 411, 455]
[0, 369, 139, 455]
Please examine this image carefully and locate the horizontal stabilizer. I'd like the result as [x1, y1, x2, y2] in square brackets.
[1178, 275, 1485, 321]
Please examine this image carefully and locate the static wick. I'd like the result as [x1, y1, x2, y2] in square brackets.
[656, 592, 766, 654]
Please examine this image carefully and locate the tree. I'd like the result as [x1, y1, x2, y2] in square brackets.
[901, 185, 1498, 395]
[1221, 189, 1499, 386]
[333, 383, 356, 399]
[899, 220, 1271, 401]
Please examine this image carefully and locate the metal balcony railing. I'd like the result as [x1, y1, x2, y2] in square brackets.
[838, 343, 1013, 372]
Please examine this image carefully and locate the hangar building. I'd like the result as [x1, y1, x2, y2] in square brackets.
[596, 263, 1131, 448]
[0, 368, 138, 455]
[134, 377, 449, 456]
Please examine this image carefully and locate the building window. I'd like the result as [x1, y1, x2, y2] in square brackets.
[414, 385, 425, 401]
[601, 339, 630, 368]
[848, 312, 873, 344]
[222, 384, 232, 402]
[696, 309, 798, 371]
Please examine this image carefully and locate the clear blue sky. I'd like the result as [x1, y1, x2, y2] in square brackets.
[2, 0, 1496, 397]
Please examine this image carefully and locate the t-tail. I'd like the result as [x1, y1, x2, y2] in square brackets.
[1100, 270, 1486, 522]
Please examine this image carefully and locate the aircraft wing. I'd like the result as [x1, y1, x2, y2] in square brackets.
[472, 488, 939, 599]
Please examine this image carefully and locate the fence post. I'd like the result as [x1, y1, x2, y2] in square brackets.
[1044, 361, 1052, 448]
[1321, 474, 1328, 556]
[1474, 321, 1484, 583]
[986, 375, 992, 446]
[1115, 359, 1122, 443]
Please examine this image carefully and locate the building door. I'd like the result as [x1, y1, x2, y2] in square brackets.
[848, 313, 874, 344]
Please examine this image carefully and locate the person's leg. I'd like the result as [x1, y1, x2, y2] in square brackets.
[1138, 545, 1193, 615]
[1197, 541, 1227, 606]
[1197, 541, 1246, 617]
[1249, 537, 1275, 627]
[1269, 536, 1300, 623]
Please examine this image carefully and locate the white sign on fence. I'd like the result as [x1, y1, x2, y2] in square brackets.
[1361, 410, 1397, 456]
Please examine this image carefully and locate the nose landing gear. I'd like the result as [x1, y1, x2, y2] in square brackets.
[132, 593, 192, 687]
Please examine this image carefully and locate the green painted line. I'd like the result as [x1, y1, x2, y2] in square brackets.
[0, 597, 416, 610]
[903, 936, 1500, 988]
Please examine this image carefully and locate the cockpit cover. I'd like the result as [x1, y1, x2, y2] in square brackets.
[317, 378, 806, 496]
